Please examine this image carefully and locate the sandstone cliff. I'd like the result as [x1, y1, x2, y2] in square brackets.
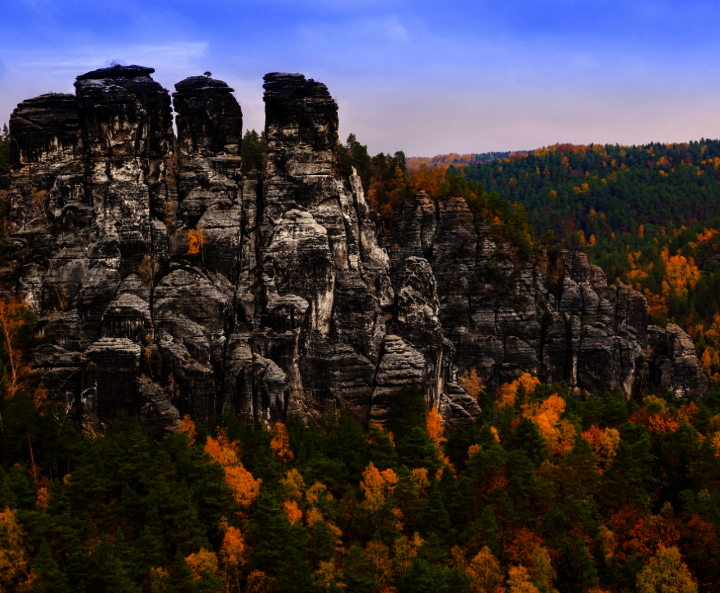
[4, 65, 707, 435]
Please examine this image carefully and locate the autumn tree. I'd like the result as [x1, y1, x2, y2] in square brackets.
[508, 565, 540, 593]
[0, 506, 28, 591]
[636, 547, 697, 593]
[205, 432, 262, 514]
[460, 368, 484, 401]
[497, 373, 540, 409]
[360, 462, 398, 513]
[187, 226, 210, 263]
[270, 423, 294, 464]
[465, 545, 503, 593]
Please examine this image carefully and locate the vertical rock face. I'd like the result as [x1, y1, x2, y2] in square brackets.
[4, 66, 708, 436]
[386, 195, 707, 399]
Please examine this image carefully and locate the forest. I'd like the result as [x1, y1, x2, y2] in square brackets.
[1, 129, 720, 592]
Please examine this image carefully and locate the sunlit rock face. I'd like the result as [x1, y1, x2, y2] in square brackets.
[4, 66, 706, 435]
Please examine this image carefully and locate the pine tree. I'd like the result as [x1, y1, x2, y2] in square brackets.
[27, 539, 70, 593]
[248, 494, 316, 593]
[602, 432, 656, 511]
[88, 536, 139, 593]
[64, 533, 89, 591]
[508, 417, 547, 465]
[393, 382, 427, 443]
[343, 544, 376, 593]
[556, 536, 598, 593]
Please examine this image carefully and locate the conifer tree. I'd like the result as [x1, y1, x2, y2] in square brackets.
[27, 539, 70, 593]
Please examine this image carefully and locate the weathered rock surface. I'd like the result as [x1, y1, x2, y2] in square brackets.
[4, 66, 708, 434]
[387, 193, 707, 399]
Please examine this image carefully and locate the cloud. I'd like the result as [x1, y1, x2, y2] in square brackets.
[17, 42, 208, 74]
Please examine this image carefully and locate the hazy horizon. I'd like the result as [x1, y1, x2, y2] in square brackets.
[2, 0, 719, 156]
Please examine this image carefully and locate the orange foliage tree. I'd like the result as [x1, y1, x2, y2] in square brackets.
[270, 423, 294, 464]
[187, 226, 210, 262]
[521, 393, 575, 456]
[218, 519, 247, 593]
[497, 373, 540, 409]
[185, 548, 219, 581]
[0, 507, 28, 590]
[204, 432, 262, 514]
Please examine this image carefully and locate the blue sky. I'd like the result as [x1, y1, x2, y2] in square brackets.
[2, 0, 720, 155]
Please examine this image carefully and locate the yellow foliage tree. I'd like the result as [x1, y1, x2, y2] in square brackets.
[366, 541, 394, 588]
[178, 414, 197, 443]
[508, 565, 540, 593]
[393, 533, 423, 577]
[531, 546, 559, 593]
[577, 230, 587, 249]
[582, 425, 621, 471]
[465, 546, 504, 593]
[661, 252, 701, 307]
[712, 432, 720, 460]
[411, 467, 430, 491]
[306, 481, 331, 506]
[0, 507, 28, 591]
[246, 570, 274, 593]
[360, 463, 398, 513]
[280, 468, 305, 502]
[460, 367, 484, 400]
[313, 560, 344, 592]
[636, 547, 697, 593]
[701, 346, 720, 377]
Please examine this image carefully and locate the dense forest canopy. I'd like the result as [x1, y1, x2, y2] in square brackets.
[2, 127, 720, 592]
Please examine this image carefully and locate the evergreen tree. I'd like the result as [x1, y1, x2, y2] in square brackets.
[343, 544, 376, 593]
[248, 494, 316, 593]
[556, 536, 598, 593]
[28, 539, 70, 593]
[393, 382, 427, 443]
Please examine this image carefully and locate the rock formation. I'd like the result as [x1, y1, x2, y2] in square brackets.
[4, 65, 708, 435]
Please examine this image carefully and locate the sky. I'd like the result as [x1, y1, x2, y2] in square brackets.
[1, 0, 720, 156]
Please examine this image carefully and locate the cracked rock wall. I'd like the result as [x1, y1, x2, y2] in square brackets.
[4, 65, 707, 435]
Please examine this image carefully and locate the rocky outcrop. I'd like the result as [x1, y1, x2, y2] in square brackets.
[387, 196, 707, 399]
[4, 66, 708, 435]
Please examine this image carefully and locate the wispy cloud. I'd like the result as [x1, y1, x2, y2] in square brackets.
[16, 42, 208, 73]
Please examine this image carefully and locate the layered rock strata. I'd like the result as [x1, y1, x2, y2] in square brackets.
[4, 65, 707, 435]
[387, 194, 708, 399]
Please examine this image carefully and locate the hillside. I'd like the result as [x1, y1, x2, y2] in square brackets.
[353, 141, 720, 380]
[0, 65, 717, 593]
